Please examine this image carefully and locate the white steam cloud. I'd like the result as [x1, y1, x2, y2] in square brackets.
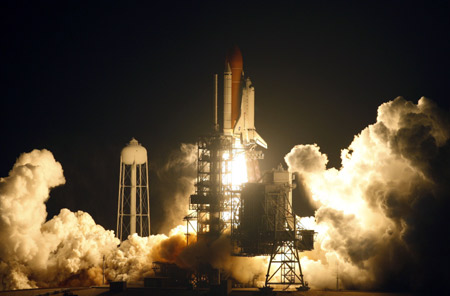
[0, 149, 119, 289]
[0, 147, 265, 290]
[286, 97, 450, 292]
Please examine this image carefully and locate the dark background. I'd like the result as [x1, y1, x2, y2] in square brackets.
[1, 0, 448, 233]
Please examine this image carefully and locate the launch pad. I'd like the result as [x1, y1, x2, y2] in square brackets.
[184, 46, 314, 290]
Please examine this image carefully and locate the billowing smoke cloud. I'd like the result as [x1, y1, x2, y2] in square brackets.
[176, 233, 267, 285]
[286, 97, 450, 292]
[156, 143, 197, 234]
[0, 148, 265, 290]
[285, 144, 328, 174]
[106, 226, 187, 282]
[0, 150, 119, 289]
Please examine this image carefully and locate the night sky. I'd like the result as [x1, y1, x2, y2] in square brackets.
[2, 0, 449, 233]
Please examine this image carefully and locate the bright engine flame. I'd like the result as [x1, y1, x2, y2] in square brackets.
[231, 150, 248, 186]
[223, 140, 248, 188]
[221, 140, 248, 225]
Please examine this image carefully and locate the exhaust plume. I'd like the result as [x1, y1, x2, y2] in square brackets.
[286, 97, 450, 292]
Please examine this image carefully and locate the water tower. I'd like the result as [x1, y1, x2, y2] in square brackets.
[116, 138, 151, 241]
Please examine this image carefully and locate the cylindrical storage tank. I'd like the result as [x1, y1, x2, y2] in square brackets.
[121, 138, 147, 165]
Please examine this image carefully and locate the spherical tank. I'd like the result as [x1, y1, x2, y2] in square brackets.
[121, 138, 147, 165]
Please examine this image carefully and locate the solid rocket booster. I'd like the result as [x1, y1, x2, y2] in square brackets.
[223, 46, 267, 149]
[224, 60, 232, 134]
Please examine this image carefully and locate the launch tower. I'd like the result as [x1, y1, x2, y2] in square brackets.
[186, 47, 314, 290]
[116, 138, 151, 241]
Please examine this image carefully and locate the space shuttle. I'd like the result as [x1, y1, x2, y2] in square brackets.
[223, 46, 267, 149]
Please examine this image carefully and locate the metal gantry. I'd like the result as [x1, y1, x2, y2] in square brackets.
[234, 167, 314, 290]
[187, 134, 246, 285]
[189, 134, 232, 240]
[260, 168, 309, 289]
[265, 240, 306, 287]
[187, 135, 314, 290]
[189, 134, 246, 240]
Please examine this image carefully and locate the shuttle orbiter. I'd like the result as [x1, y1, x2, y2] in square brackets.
[223, 46, 267, 149]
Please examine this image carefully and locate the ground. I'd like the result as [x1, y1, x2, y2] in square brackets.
[0, 286, 413, 296]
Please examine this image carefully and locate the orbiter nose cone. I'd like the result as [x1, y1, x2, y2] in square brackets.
[225, 45, 243, 69]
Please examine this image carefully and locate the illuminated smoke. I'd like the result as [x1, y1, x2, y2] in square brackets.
[106, 226, 187, 281]
[156, 143, 197, 234]
[286, 97, 450, 292]
[0, 147, 264, 290]
[176, 233, 267, 285]
[0, 150, 123, 289]
[0, 149, 186, 289]
[0, 149, 66, 289]
[3, 97, 446, 292]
